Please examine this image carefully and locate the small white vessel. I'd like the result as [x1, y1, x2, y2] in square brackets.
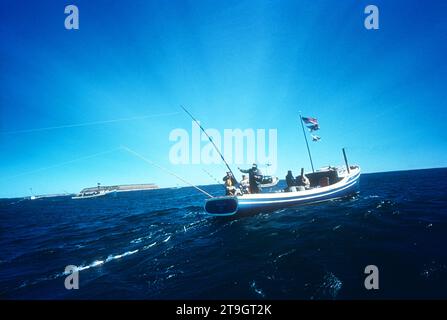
[72, 189, 109, 199]
[72, 183, 110, 199]
[259, 175, 279, 188]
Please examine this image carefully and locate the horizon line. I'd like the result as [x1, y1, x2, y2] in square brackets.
[1, 165, 446, 200]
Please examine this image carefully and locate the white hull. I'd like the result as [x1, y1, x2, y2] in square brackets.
[72, 190, 110, 199]
[205, 166, 361, 216]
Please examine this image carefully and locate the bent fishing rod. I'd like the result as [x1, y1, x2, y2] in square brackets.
[180, 106, 238, 181]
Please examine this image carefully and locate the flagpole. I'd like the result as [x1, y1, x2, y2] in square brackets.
[299, 113, 315, 173]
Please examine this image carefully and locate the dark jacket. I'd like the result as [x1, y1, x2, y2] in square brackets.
[239, 168, 262, 184]
[239, 167, 262, 193]
[286, 172, 295, 187]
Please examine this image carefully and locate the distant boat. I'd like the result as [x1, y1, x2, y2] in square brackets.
[205, 165, 360, 216]
[71, 183, 158, 199]
[29, 188, 37, 200]
[259, 175, 279, 188]
[28, 190, 71, 200]
[259, 163, 279, 188]
[72, 190, 110, 199]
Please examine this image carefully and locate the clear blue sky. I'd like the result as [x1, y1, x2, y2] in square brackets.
[1, 0, 446, 198]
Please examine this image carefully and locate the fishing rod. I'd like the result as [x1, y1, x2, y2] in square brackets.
[120, 145, 214, 198]
[180, 105, 237, 180]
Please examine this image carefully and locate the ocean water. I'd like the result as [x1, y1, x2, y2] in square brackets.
[0, 168, 446, 299]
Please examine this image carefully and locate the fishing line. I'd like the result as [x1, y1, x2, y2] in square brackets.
[202, 168, 225, 186]
[3, 147, 121, 180]
[1, 112, 180, 135]
[120, 145, 214, 198]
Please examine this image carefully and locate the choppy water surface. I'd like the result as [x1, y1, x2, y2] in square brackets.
[1, 169, 446, 299]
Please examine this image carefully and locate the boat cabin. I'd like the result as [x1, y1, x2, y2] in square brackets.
[306, 168, 340, 188]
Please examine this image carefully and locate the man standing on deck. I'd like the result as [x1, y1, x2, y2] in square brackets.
[296, 168, 310, 189]
[238, 163, 262, 194]
[239, 175, 250, 194]
[286, 170, 296, 191]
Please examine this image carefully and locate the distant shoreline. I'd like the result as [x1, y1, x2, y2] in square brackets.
[1, 166, 446, 200]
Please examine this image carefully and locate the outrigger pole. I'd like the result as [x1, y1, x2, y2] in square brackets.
[181, 106, 237, 180]
[299, 112, 315, 173]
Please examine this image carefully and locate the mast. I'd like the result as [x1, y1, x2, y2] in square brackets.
[342, 148, 350, 174]
[299, 113, 315, 173]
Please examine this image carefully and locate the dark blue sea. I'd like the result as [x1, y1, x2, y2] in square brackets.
[1, 168, 446, 299]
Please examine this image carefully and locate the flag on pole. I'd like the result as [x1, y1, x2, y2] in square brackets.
[300, 115, 321, 140]
[299, 114, 318, 172]
[307, 124, 320, 132]
[301, 117, 318, 125]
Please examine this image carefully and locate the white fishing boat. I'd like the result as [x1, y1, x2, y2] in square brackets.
[72, 189, 110, 199]
[205, 164, 360, 216]
[178, 107, 360, 217]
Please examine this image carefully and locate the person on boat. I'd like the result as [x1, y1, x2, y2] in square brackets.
[238, 163, 262, 194]
[286, 170, 296, 189]
[222, 171, 237, 195]
[239, 175, 250, 194]
[296, 168, 310, 189]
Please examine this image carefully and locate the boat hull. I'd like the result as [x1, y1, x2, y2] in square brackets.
[71, 191, 110, 199]
[205, 167, 360, 216]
